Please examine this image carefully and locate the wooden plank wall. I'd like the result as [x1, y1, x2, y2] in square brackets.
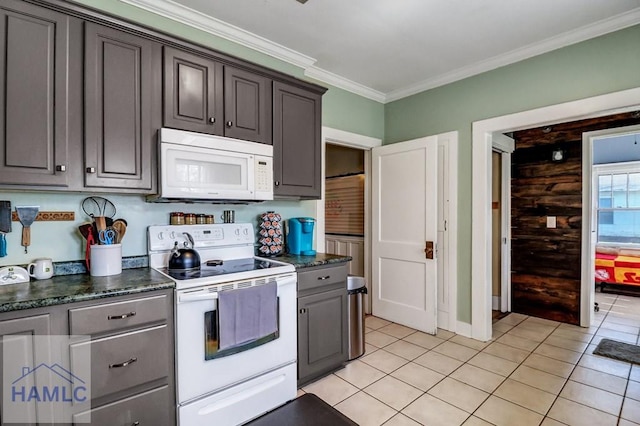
[511, 112, 640, 325]
[325, 174, 365, 236]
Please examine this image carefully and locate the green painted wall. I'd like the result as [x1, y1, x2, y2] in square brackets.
[385, 24, 640, 323]
[73, 0, 385, 139]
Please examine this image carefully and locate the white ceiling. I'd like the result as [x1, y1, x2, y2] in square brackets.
[122, 0, 640, 103]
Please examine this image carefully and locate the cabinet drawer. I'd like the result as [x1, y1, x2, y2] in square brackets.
[69, 294, 168, 335]
[70, 325, 169, 400]
[73, 385, 171, 425]
[297, 264, 348, 293]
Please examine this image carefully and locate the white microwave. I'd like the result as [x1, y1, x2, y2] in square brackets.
[148, 128, 273, 202]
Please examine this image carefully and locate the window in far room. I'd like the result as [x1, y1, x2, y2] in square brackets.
[595, 163, 640, 245]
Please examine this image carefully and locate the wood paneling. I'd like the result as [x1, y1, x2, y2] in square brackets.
[325, 174, 364, 236]
[510, 111, 640, 324]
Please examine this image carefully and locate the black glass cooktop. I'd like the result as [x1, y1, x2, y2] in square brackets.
[160, 258, 282, 281]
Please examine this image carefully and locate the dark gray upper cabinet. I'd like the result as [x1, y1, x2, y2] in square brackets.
[163, 46, 223, 135]
[273, 81, 322, 199]
[84, 23, 160, 192]
[0, 0, 79, 187]
[224, 66, 272, 144]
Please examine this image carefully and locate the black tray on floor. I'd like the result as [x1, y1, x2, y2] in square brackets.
[246, 393, 358, 426]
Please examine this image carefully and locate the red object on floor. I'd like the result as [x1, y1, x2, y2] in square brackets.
[595, 251, 640, 286]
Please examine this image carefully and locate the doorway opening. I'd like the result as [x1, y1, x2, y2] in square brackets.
[472, 87, 640, 341]
[586, 126, 640, 302]
[324, 143, 367, 306]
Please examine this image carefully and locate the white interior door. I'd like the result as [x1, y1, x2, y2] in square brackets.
[372, 136, 438, 333]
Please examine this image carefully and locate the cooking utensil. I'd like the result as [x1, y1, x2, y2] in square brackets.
[94, 216, 107, 232]
[15, 206, 39, 254]
[112, 220, 127, 244]
[85, 231, 95, 270]
[98, 229, 115, 245]
[168, 232, 201, 271]
[81, 196, 116, 219]
[0, 201, 11, 258]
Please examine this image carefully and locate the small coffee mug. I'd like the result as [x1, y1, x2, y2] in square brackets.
[28, 258, 54, 280]
[221, 210, 235, 223]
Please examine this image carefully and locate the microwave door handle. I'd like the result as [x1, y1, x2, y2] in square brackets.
[178, 292, 219, 303]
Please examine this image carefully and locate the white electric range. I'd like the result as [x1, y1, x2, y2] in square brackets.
[148, 224, 297, 426]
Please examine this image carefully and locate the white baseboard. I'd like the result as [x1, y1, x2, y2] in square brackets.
[492, 296, 500, 311]
[456, 321, 472, 338]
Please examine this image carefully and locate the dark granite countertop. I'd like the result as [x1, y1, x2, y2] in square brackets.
[0, 268, 174, 313]
[276, 253, 352, 269]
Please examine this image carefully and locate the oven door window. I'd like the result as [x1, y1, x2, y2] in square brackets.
[204, 299, 280, 361]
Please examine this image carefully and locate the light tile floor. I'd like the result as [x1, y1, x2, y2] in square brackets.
[299, 290, 640, 425]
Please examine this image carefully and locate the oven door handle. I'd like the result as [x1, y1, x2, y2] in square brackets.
[178, 292, 219, 303]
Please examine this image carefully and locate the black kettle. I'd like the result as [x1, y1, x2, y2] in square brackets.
[168, 232, 201, 271]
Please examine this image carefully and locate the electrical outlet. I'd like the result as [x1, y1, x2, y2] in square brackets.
[547, 216, 557, 228]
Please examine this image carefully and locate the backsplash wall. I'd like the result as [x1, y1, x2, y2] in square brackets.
[0, 191, 314, 267]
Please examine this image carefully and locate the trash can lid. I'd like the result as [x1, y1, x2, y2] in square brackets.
[347, 275, 366, 291]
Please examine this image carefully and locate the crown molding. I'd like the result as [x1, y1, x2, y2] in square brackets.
[385, 8, 640, 103]
[304, 66, 386, 103]
[119, 0, 640, 105]
[119, 0, 316, 68]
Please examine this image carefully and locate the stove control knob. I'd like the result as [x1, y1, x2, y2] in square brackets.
[243, 228, 249, 236]
[157, 232, 164, 240]
[235, 228, 240, 236]
[170, 231, 176, 239]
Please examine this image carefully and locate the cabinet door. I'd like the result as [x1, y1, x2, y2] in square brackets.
[84, 23, 160, 191]
[273, 82, 321, 198]
[224, 66, 272, 144]
[163, 46, 223, 135]
[297, 287, 348, 384]
[0, 0, 75, 187]
[0, 314, 52, 425]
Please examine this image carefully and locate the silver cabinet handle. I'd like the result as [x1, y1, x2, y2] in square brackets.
[107, 312, 136, 320]
[55, 165, 66, 172]
[299, 308, 307, 314]
[274, 181, 280, 186]
[208, 117, 215, 124]
[131, 422, 140, 426]
[318, 276, 330, 280]
[226, 121, 233, 128]
[109, 357, 137, 369]
[86, 167, 96, 173]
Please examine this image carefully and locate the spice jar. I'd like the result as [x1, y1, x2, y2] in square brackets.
[196, 214, 206, 224]
[184, 213, 196, 225]
[205, 215, 214, 224]
[170, 212, 184, 225]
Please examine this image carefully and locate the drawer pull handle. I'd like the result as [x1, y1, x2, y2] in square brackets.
[132, 422, 140, 426]
[317, 276, 330, 280]
[109, 357, 137, 369]
[107, 312, 137, 320]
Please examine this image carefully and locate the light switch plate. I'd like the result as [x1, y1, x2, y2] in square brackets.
[547, 216, 557, 228]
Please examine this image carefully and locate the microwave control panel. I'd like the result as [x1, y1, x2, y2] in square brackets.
[255, 155, 273, 193]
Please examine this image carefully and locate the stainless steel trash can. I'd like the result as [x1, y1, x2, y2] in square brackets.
[347, 276, 367, 360]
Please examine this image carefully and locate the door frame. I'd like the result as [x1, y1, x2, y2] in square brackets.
[583, 124, 640, 320]
[491, 133, 515, 313]
[314, 127, 381, 314]
[471, 87, 640, 341]
[315, 127, 458, 331]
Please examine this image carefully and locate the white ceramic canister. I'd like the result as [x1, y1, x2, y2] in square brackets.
[89, 244, 122, 276]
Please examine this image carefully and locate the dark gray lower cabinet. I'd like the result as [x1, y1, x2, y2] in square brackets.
[297, 264, 348, 386]
[0, 313, 53, 425]
[0, 290, 175, 426]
